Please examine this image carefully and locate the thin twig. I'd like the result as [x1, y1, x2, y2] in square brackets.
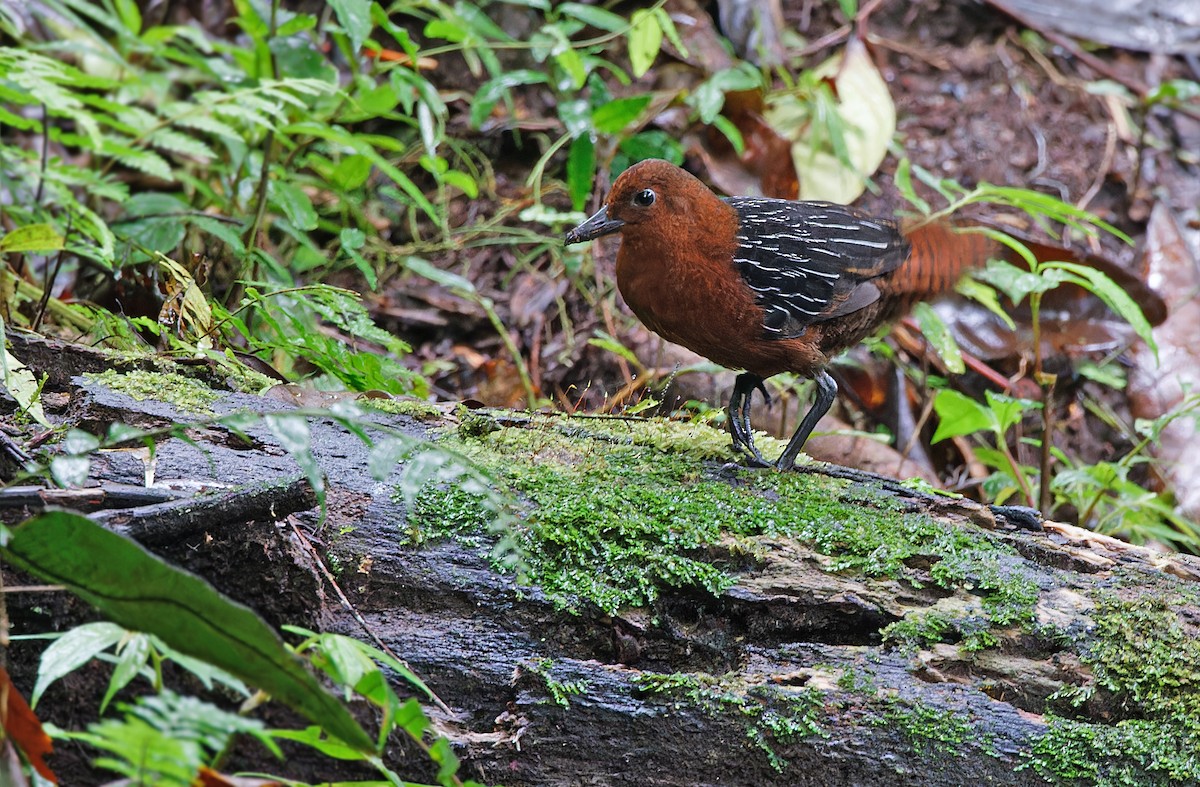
[286, 516, 456, 717]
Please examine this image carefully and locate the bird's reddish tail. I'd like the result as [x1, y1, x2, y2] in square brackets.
[891, 220, 1001, 298]
[894, 218, 1166, 325]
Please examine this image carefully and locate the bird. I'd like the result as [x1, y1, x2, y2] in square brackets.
[564, 158, 1048, 471]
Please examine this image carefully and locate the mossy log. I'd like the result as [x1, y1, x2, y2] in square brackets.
[7, 364, 1200, 786]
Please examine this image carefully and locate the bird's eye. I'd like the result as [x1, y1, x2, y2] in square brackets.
[633, 189, 656, 207]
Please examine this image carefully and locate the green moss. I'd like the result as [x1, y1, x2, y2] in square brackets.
[408, 414, 1036, 631]
[876, 696, 978, 756]
[1023, 590, 1200, 785]
[364, 398, 442, 420]
[881, 611, 959, 653]
[635, 671, 828, 772]
[529, 658, 591, 708]
[87, 369, 222, 414]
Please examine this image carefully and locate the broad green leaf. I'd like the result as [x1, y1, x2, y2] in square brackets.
[441, 169, 479, 199]
[330, 154, 373, 190]
[1047, 261, 1157, 356]
[0, 224, 65, 253]
[469, 70, 549, 129]
[1, 339, 50, 428]
[424, 19, 466, 42]
[592, 96, 651, 133]
[931, 389, 993, 443]
[340, 227, 365, 251]
[4, 512, 375, 751]
[984, 390, 1039, 434]
[974, 258, 1064, 303]
[567, 134, 595, 211]
[114, 0, 142, 34]
[329, 0, 372, 54]
[32, 621, 127, 706]
[276, 13, 317, 36]
[556, 47, 587, 90]
[270, 181, 319, 231]
[911, 302, 964, 374]
[627, 10, 662, 79]
[121, 193, 189, 254]
[956, 277, 1016, 330]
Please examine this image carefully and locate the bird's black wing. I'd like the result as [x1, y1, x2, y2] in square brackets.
[724, 197, 910, 339]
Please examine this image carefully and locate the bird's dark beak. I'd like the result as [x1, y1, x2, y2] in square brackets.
[565, 206, 624, 245]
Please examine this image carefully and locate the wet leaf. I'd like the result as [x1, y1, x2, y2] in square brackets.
[628, 9, 663, 78]
[911, 302, 965, 374]
[0, 224, 64, 254]
[931, 389, 992, 443]
[329, 0, 371, 55]
[1, 332, 50, 427]
[592, 96, 651, 133]
[567, 134, 595, 211]
[32, 622, 127, 707]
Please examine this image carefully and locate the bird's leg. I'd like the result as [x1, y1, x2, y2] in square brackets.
[775, 369, 837, 471]
[728, 373, 769, 467]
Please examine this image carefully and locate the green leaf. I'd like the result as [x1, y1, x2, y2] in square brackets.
[441, 169, 479, 199]
[592, 96, 650, 134]
[984, 390, 1039, 433]
[270, 181, 319, 231]
[653, 6, 688, 58]
[556, 47, 587, 91]
[329, 0, 372, 54]
[558, 3, 627, 32]
[627, 9, 662, 79]
[910, 303, 964, 374]
[340, 227, 366, 251]
[567, 134, 595, 211]
[114, 0, 142, 34]
[403, 256, 476, 296]
[32, 621, 127, 706]
[330, 154, 373, 190]
[956, 277, 1015, 330]
[264, 414, 324, 503]
[424, 19, 466, 42]
[1045, 260, 1157, 357]
[614, 130, 684, 174]
[4, 512, 375, 752]
[710, 114, 744, 156]
[931, 389, 993, 443]
[588, 331, 642, 369]
[469, 70, 549, 129]
[974, 258, 1065, 303]
[0, 224, 65, 253]
[102, 633, 152, 713]
[894, 159, 930, 215]
[120, 193, 189, 254]
[276, 13, 317, 37]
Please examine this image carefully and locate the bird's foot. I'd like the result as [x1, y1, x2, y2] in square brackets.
[731, 436, 771, 468]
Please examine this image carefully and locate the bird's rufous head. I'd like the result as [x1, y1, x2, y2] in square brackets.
[564, 159, 722, 245]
